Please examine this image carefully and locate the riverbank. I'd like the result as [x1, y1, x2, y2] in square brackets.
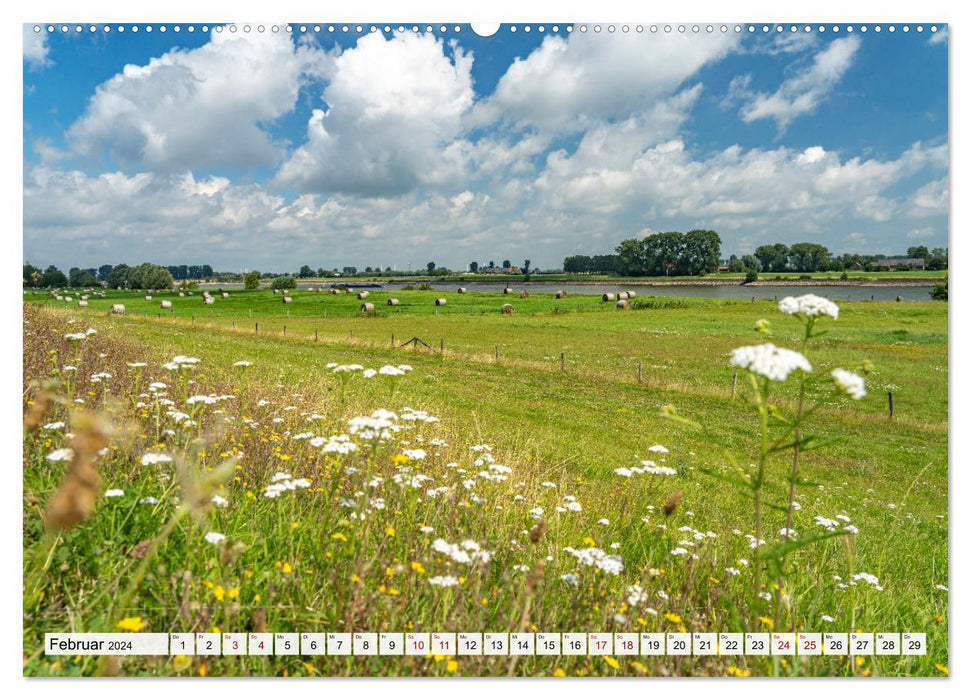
[462, 277, 941, 288]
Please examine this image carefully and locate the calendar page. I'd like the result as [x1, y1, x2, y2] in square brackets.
[21, 11, 949, 681]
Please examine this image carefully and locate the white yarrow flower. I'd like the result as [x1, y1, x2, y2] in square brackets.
[730, 343, 812, 381]
[832, 368, 866, 399]
[778, 294, 839, 320]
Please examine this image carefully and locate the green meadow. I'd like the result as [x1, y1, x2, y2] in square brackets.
[22, 289, 948, 677]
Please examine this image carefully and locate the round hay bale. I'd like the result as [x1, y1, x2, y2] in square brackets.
[110, 304, 125, 315]
[179, 292, 185, 297]
[357, 291, 370, 300]
[520, 290, 530, 299]
[360, 302, 375, 313]
[55, 295, 63, 301]
[161, 300, 172, 309]
[555, 290, 567, 299]
[77, 300, 88, 307]
[222, 292, 229, 298]
[64, 296, 72, 302]
[616, 299, 630, 310]
[435, 298, 448, 306]
[618, 292, 629, 301]
[283, 296, 293, 304]
[627, 290, 637, 298]
[503, 287, 514, 295]
[602, 293, 616, 302]
[330, 289, 340, 295]
[272, 289, 278, 294]
[145, 295, 153, 300]
[204, 297, 215, 305]
[387, 298, 400, 306]
[457, 287, 467, 293]
[345, 287, 355, 294]
[501, 303, 514, 315]
[81, 295, 89, 300]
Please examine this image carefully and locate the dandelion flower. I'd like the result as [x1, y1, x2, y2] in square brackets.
[730, 343, 811, 381]
[204, 532, 226, 545]
[832, 368, 866, 399]
[778, 294, 839, 319]
[104, 489, 125, 498]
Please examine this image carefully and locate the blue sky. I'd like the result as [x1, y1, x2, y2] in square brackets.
[23, 23, 948, 272]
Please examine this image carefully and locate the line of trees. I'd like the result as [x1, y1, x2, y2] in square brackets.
[749, 244, 948, 273]
[23, 262, 175, 289]
[23, 262, 215, 288]
[614, 230, 722, 277]
[565, 230, 722, 277]
[563, 254, 621, 274]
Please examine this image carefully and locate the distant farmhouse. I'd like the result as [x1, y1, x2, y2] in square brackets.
[872, 258, 926, 270]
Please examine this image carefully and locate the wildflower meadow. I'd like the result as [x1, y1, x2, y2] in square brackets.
[22, 290, 948, 677]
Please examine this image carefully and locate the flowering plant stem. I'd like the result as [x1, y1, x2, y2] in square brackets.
[775, 316, 814, 629]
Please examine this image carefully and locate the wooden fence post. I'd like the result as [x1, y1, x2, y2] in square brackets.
[888, 391, 894, 419]
[440, 338, 445, 354]
[495, 346, 499, 361]
[638, 362, 643, 383]
[732, 372, 738, 399]
[315, 327, 318, 341]
[561, 352, 565, 371]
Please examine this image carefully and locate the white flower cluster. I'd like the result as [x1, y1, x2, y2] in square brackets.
[730, 343, 812, 381]
[163, 355, 201, 371]
[853, 572, 884, 591]
[310, 433, 358, 454]
[778, 294, 839, 320]
[615, 461, 677, 477]
[347, 409, 401, 441]
[140, 452, 173, 466]
[263, 472, 311, 498]
[563, 546, 624, 575]
[432, 538, 493, 565]
[402, 407, 439, 423]
[831, 368, 866, 399]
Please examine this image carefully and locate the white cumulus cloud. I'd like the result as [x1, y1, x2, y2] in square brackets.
[473, 30, 737, 133]
[274, 32, 474, 197]
[734, 36, 861, 131]
[66, 27, 329, 170]
[23, 25, 51, 68]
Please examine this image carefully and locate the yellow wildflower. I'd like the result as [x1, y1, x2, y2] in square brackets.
[116, 617, 145, 632]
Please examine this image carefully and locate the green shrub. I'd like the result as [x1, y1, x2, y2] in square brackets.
[744, 270, 759, 284]
[271, 276, 296, 290]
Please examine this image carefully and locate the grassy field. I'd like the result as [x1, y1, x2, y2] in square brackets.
[22, 289, 948, 677]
